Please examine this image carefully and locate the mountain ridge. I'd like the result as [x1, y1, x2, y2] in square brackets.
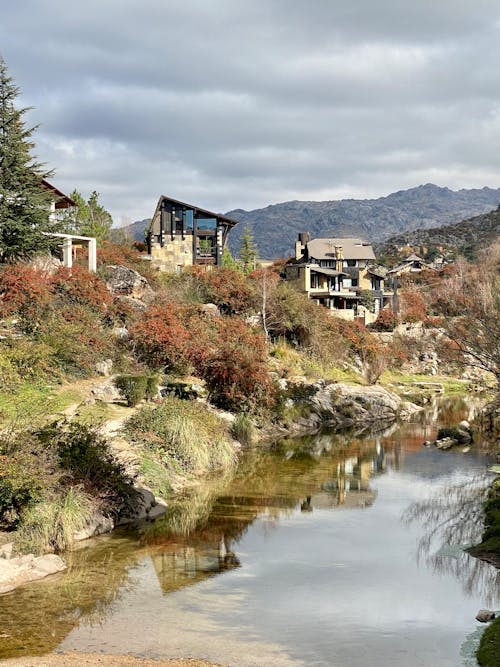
[121, 183, 500, 259]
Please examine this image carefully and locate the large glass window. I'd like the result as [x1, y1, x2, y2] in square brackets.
[196, 217, 217, 231]
[185, 209, 194, 232]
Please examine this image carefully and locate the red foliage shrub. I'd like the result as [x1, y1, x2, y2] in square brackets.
[193, 267, 255, 314]
[0, 264, 52, 321]
[130, 302, 273, 411]
[399, 289, 427, 323]
[52, 266, 112, 313]
[200, 317, 274, 410]
[370, 309, 398, 331]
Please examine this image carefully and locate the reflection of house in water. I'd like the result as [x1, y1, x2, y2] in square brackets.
[301, 447, 386, 511]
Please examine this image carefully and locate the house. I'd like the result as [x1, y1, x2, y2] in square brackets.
[284, 233, 393, 323]
[388, 253, 436, 278]
[146, 195, 239, 272]
[42, 179, 76, 221]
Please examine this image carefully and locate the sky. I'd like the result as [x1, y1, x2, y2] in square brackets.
[2, 0, 500, 226]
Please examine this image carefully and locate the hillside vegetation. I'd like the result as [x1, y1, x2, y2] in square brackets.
[376, 206, 500, 262]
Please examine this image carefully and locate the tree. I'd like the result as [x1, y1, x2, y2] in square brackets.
[439, 242, 500, 386]
[61, 189, 113, 244]
[239, 225, 258, 273]
[0, 57, 54, 262]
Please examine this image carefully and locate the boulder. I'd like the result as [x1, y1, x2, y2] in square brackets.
[476, 609, 496, 623]
[90, 379, 122, 403]
[105, 265, 155, 303]
[74, 512, 115, 541]
[0, 552, 66, 593]
[201, 303, 220, 317]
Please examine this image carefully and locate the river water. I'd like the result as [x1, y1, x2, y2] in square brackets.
[1, 397, 499, 666]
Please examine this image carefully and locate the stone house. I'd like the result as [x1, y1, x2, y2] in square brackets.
[284, 233, 393, 323]
[146, 195, 239, 273]
[388, 253, 436, 278]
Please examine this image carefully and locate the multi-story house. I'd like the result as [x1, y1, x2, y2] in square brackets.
[146, 195, 239, 273]
[285, 233, 393, 323]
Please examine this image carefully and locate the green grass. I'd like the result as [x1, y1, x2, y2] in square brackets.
[380, 370, 471, 394]
[477, 617, 500, 666]
[124, 396, 238, 478]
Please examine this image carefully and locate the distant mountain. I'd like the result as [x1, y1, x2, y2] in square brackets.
[226, 184, 500, 258]
[122, 184, 500, 259]
[375, 206, 500, 262]
[119, 218, 151, 242]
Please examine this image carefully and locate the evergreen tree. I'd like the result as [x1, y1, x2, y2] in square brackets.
[221, 246, 241, 271]
[0, 57, 54, 262]
[239, 225, 258, 273]
[61, 189, 113, 244]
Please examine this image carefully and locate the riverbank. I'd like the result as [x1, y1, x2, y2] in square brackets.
[0, 653, 227, 667]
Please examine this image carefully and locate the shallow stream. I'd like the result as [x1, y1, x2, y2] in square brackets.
[1, 397, 499, 666]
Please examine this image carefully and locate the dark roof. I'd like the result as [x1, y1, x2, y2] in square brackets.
[150, 195, 240, 230]
[42, 179, 76, 208]
[310, 266, 347, 277]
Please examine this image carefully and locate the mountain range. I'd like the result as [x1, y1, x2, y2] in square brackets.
[123, 183, 500, 259]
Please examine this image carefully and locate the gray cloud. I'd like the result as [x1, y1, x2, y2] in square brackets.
[2, 0, 500, 224]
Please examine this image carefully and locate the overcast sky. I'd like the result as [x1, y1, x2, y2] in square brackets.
[2, 0, 500, 225]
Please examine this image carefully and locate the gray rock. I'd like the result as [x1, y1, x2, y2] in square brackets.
[201, 303, 220, 317]
[435, 437, 458, 450]
[74, 513, 114, 541]
[90, 379, 122, 403]
[476, 609, 496, 623]
[459, 420, 471, 431]
[148, 504, 168, 521]
[112, 326, 129, 340]
[95, 358, 113, 376]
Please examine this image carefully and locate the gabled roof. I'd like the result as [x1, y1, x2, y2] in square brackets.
[306, 237, 376, 261]
[310, 267, 346, 277]
[405, 253, 424, 262]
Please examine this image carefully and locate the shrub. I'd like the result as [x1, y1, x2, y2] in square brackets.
[114, 374, 148, 406]
[36, 421, 137, 516]
[0, 263, 52, 324]
[194, 266, 256, 315]
[200, 317, 274, 411]
[52, 265, 111, 314]
[400, 289, 428, 323]
[370, 309, 398, 331]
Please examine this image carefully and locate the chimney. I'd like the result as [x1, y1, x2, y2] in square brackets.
[295, 232, 310, 261]
[335, 245, 343, 272]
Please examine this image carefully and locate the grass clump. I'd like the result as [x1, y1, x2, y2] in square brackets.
[14, 487, 95, 555]
[124, 396, 238, 477]
[231, 413, 258, 446]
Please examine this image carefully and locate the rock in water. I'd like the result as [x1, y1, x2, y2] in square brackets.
[476, 609, 496, 623]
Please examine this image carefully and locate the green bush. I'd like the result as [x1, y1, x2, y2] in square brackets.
[114, 374, 148, 406]
[36, 421, 137, 516]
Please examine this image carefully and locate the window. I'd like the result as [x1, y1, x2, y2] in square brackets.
[311, 273, 320, 288]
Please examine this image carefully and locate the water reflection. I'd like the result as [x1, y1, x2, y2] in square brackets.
[403, 473, 500, 606]
[0, 396, 496, 665]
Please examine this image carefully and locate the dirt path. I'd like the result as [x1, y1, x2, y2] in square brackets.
[0, 653, 227, 667]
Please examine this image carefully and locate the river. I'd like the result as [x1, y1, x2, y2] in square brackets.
[1, 397, 499, 666]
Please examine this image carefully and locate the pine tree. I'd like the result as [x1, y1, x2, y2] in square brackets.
[239, 225, 258, 274]
[0, 57, 54, 262]
[61, 189, 113, 244]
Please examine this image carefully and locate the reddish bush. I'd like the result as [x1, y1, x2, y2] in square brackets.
[130, 302, 201, 371]
[201, 317, 274, 411]
[0, 264, 52, 321]
[193, 267, 255, 315]
[399, 289, 427, 323]
[52, 266, 111, 313]
[370, 309, 398, 331]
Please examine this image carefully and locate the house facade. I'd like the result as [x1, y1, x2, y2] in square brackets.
[146, 195, 239, 273]
[285, 233, 393, 323]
